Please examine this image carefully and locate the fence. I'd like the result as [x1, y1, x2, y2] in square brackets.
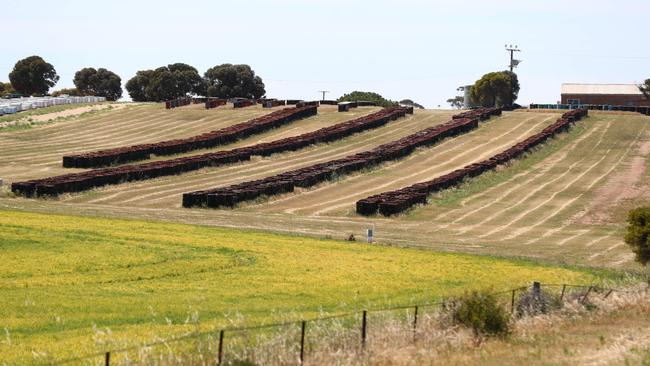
[529, 103, 650, 116]
[0, 96, 107, 115]
[51, 282, 644, 366]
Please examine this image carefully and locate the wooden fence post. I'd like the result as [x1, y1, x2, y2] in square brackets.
[218, 330, 224, 365]
[581, 286, 593, 304]
[560, 284, 567, 301]
[361, 310, 367, 349]
[413, 306, 418, 332]
[532, 281, 541, 298]
[300, 321, 306, 365]
[511, 289, 516, 313]
[105, 352, 110, 366]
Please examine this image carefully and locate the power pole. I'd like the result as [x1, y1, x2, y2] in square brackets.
[317, 90, 330, 101]
[505, 44, 522, 72]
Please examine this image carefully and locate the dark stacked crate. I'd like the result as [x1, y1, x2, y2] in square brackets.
[62, 106, 318, 168]
[263, 100, 287, 108]
[205, 98, 227, 109]
[12, 150, 251, 198]
[182, 107, 499, 209]
[164, 97, 192, 109]
[14, 107, 411, 198]
[356, 108, 588, 216]
[233, 99, 255, 108]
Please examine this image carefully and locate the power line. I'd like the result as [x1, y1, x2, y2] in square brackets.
[505, 44, 522, 72]
[317, 90, 330, 101]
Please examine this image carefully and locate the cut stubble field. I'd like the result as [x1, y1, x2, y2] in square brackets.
[1, 105, 649, 271]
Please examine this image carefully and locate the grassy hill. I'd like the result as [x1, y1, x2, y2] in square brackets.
[1, 105, 649, 270]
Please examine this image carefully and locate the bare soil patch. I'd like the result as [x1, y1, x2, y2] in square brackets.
[0, 103, 128, 128]
[577, 132, 650, 225]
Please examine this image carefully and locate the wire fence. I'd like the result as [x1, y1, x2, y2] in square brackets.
[50, 282, 647, 366]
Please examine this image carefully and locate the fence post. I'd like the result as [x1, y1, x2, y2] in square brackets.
[105, 352, 110, 366]
[560, 284, 567, 301]
[511, 289, 516, 313]
[218, 330, 224, 365]
[413, 306, 418, 332]
[581, 286, 593, 304]
[361, 310, 367, 349]
[300, 321, 306, 365]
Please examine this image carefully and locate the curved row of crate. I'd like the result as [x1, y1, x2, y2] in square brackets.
[62, 106, 318, 168]
[182, 107, 500, 209]
[205, 98, 228, 109]
[164, 97, 192, 109]
[356, 108, 588, 216]
[11, 107, 412, 198]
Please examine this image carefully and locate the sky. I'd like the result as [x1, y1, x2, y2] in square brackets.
[4, 0, 649, 108]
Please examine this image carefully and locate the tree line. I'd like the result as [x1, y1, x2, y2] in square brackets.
[2, 56, 267, 102]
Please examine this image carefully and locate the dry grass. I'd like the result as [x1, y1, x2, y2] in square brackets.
[87, 285, 650, 366]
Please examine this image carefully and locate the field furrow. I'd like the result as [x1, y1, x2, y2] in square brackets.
[254, 113, 554, 215]
[2, 107, 649, 269]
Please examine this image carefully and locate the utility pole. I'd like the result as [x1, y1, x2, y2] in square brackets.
[317, 90, 330, 101]
[505, 44, 522, 72]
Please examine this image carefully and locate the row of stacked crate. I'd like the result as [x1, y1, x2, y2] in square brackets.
[62, 106, 318, 168]
[164, 97, 192, 109]
[205, 98, 228, 109]
[12, 150, 250, 197]
[338, 100, 378, 112]
[0, 96, 106, 115]
[356, 108, 588, 216]
[181, 107, 502, 209]
[12, 106, 411, 198]
[233, 99, 256, 108]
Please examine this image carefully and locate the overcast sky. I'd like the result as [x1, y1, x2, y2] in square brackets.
[4, 0, 649, 108]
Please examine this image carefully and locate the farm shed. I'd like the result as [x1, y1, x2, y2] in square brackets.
[560, 83, 650, 106]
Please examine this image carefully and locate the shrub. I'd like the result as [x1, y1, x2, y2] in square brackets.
[624, 206, 650, 267]
[451, 290, 511, 338]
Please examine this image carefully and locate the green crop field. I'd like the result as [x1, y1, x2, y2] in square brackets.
[0, 209, 615, 364]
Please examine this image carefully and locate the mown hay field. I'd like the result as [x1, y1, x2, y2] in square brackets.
[0, 209, 616, 364]
[1, 105, 649, 270]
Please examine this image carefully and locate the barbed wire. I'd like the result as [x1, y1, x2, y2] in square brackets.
[52, 282, 647, 365]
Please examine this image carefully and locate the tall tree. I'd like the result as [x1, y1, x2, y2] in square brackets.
[125, 63, 204, 102]
[640, 79, 650, 99]
[624, 207, 650, 267]
[446, 96, 464, 109]
[204, 64, 265, 99]
[400, 99, 425, 109]
[338, 91, 397, 107]
[51, 88, 82, 97]
[9, 56, 59, 96]
[0, 82, 15, 98]
[73, 67, 123, 101]
[470, 71, 520, 108]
